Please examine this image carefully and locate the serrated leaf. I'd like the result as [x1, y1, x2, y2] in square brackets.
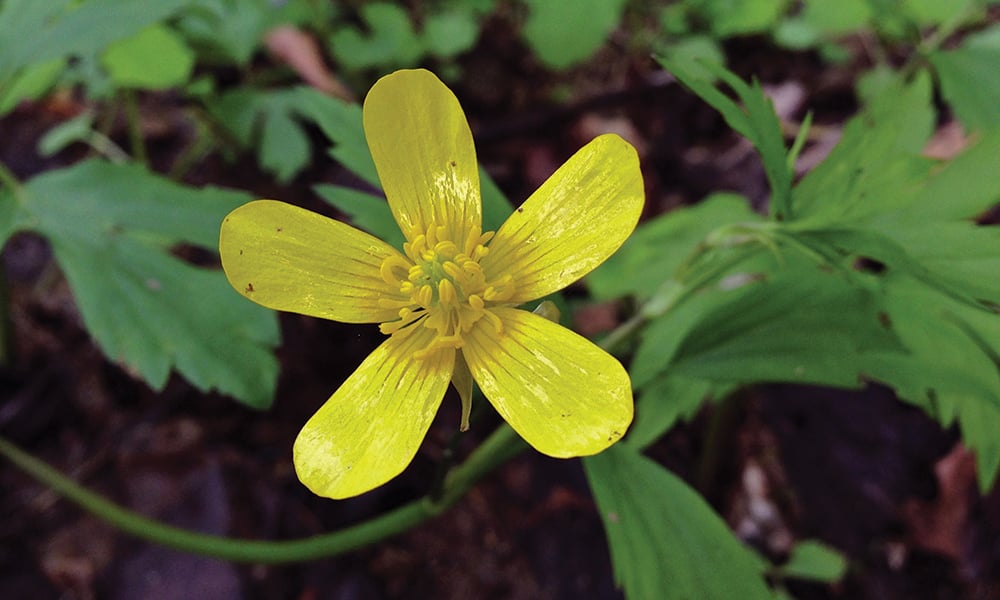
[584, 445, 773, 600]
[6, 161, 279, 408]
[866, 276, 1000, 490]
[790, 71, 935, 224]
[101, 23, 194, 89]
[779, 540, 848, 583]
[656, 55, 793, 219]
[930, 24, 1000, 132]
[522, 0, 626, 69]
[635, 260, 901, 389]
[588, 193, 759, 301]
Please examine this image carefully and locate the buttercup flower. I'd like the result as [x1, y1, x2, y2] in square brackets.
[220, 69, 644, 499]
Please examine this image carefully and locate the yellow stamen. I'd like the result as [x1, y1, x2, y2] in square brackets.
[377, 222, 517, 359]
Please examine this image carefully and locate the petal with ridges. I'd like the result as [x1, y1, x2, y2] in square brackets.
[220, 200, 407, 324]
[294, 326, 455, 499]
[363, 69, 481, 242]
[464, 306, 633, 457]
[481, 134, 644, 303]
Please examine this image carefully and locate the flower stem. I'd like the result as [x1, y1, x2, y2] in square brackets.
[122, 90, 147, 165]
[0, 422, 525, 563]
[0, 281, 642, 563]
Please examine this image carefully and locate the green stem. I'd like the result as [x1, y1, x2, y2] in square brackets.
[0, 423, 524, 563]
[0, 160, 22, 366]
[0, 159, 24, 204]
[122, 90, 147, 165]
[0, 270, 657, 563]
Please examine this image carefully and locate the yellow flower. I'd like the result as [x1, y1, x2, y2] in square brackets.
[219, 69, 644, 499]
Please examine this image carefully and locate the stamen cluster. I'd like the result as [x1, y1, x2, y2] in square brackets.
[379, 224, 515, 358]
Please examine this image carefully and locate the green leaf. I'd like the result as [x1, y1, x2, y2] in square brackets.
[294, 87, 379, 187]
[778, 540, 848, 583]
[930, 24, 1000, 133]
[658, 35, 726, 81]
[522, 0, 627, 69]
[866, 276, 1000, 490]
[702, 0, 788, 37]
[871, 222, 1000, 304]
[635, 260, 901, 389]
[174, 0, 269, 65]
[37, 111, 96, 157]
[259, 107, 311, 184]
[790, 71, 935, 224]
[480, 167, 514, 232]
[328, 3, 423, 70]
[584, 445, 772, 600]
[588, 193, 759, 301]
[626, 375, 724, 449]
[100, 23, 194, 89]
[208, 89, 313, 183]
[656, 55, 793, 220]
[800, 0, 871, 35]
[422, 10, 480, 58]
[0, 57, 65, 116]
[0, 0, 193, 81]
[5, 161, 279, 409]
[314, 184, 404, 249]
[898, 129, 1000, 222]
[904, 0, 977, 25]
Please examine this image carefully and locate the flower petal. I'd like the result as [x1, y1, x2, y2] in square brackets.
[481, 134, 644, 303]
[220, 200, 407, 324]
[463, 306, 633, 457]
[363, 69, 481, 242]
[293, 326, 455, 499]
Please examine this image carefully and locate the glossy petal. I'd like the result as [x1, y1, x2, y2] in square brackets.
[220, 200, 407, 324]
[464, 307, 633, 457]
[481, 134, 644, 303]
[293, 326, 456, 499]
[363, 69, 481, 242]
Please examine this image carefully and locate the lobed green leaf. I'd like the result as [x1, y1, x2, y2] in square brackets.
[3, 161, 280, 409]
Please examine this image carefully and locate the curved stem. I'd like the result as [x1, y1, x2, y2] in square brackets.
[0, 423, 525, 563]
[0, 286, 633, 563]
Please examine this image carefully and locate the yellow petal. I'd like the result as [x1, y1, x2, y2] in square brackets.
[463, 306, 633, 457]
[220, 200, 407, 323]
[481, 134, 644, 303]
[293, 326, 455, 499]
[363, 69, 481, 242]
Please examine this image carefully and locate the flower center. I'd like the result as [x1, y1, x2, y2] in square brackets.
[378, 224, 515, 358]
